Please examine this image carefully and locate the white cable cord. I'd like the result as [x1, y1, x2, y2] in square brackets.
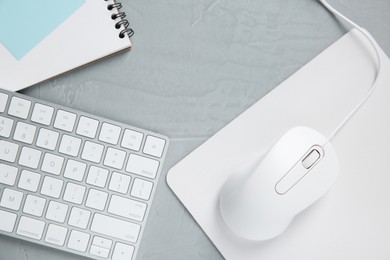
[318, 0, 382, 143]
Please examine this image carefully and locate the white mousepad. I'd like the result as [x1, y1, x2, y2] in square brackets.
[167, 29, 390, 260]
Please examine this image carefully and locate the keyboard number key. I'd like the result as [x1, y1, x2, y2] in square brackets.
[36, 128, 59, 150]
[8, 96, 31, 119]
[54, 110, 77, 132]
[0, 116, 13, 138]
[0, 93, 8, 113]
[13, 122, 37, 144]
[59, 135, 82, 157]
[31, 103, 54, 126]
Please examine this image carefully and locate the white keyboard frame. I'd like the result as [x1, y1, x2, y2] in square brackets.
[0, 89, 169, 260]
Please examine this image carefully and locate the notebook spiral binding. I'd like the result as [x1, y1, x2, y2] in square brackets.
[105, 0, 134, 38]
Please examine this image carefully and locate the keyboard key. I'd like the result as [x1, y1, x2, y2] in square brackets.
[143, 135, 166, 158]
[31, 103, 54, 126]
[76, 116, 99, 138]
[81, 141, 104, 163]
[126, 154, 159, 179]
[41, 176, 63, 198]
[46, 201, 68, 223]
[108, 195, 147, 222]
[86, 166, 109, 188]
[0, 209, 17, 232]
[41, 153, 64, 175]
[64, 159, 87, 181]
[8, 96, 31, 119]
[16, 216, 45, 240]
[99, 122, 121, 145]
[0, 116, 13, 138]
[45, 224, 68, 246]
[13, 122, 36, 144]
[90, 245, 110, 258]
[109, 172, 131, 194]
[18, 170, 41, 192]
[54, 110, 77, 132]
[63, 182, 86, 205]
[86, 189, 108, 211]
[59, 134, 82, 157]
[0, 188, 23, 211]
[92, 236, 112, 249]
[0, 90, 169, 260]
[67, 230, 90, 252]
[91, 214, 140, 243]
[0, 140, 19, 162]
[0, 93, 8, 113]
[104, 147, 126, 169]
[23, 195, 46, 217]
[36, 128, 59, 150]
[17, 125, 35, 146]
[68, 207, 91, 229]
[18, 147, 41, 169]
[0, 164, 18, 186]
[131, 178, 154, 201]
[112, 243, 135, 260]
[121, 129, 143, 151]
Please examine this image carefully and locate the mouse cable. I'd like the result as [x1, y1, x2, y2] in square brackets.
[318, 0, 382, 143]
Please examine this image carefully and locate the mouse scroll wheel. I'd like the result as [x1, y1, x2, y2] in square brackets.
[302, 149, 321, 169]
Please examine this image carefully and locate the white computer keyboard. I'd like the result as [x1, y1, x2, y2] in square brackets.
[0, 88, 169, 260]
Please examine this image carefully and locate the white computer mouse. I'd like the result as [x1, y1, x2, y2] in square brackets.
[219, 126, 339, 241]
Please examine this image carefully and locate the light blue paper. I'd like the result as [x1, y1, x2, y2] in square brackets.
[0, 0, 85, 60]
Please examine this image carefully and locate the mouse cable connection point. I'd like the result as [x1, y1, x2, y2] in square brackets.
[318, 0, 382, 144]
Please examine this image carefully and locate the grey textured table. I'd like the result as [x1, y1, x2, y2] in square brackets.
[1, 0, 390, 259]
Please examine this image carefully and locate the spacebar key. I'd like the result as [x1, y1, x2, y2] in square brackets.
[91, 214, 141, 243]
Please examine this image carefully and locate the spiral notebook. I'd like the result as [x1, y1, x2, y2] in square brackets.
[0, 0, 133, 91]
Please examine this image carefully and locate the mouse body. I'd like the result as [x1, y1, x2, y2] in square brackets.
[219, 126, 339, 241]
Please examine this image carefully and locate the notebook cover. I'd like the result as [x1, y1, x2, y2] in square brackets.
[0, 0, 131, 91]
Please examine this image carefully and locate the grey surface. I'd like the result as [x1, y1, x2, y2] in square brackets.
[1, 0, 389, 259]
